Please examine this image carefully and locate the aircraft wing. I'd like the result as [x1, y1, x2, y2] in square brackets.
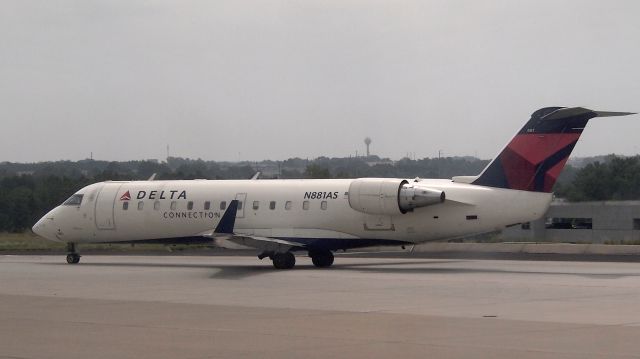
[202, 199, 307, 252]
[212, 235, 306, 252]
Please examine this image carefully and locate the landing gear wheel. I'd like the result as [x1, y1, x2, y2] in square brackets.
[65, 242, 80, 264]
[272, 252, 296, 269]
[309, 250, 334, 268]
[66, 253, 80, 264]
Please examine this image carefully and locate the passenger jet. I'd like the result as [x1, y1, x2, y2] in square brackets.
[32, 107, 635, 268]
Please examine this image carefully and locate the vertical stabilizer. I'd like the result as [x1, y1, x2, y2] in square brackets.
[472, 107, 635, 192]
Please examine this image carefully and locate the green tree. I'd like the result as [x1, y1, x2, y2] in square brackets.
[558, 157, 640, 201]
[304, 164, 331, 179]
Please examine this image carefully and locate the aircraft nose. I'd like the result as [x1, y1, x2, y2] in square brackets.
[32, 218, 45, 236]
[32, 214, 57, 241]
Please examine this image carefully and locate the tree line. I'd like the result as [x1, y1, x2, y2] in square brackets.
[554, 156, 640, 201]
[0, 155, 637, 232]
[0, 156, 486, 232]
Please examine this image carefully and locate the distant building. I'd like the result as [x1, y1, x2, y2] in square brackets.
[501, 200, 640, 243]
[365, 159, 395, 167]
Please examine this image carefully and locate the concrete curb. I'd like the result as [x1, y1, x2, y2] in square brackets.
[410, 242, 640, 255]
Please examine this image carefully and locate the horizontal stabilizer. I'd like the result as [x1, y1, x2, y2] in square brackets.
[451, 175, 478, 184]
[592, 111, 636, 117]
[542, 107, 635, 121]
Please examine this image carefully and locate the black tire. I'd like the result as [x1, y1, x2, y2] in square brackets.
[66, 253, 80, 264]
[272, 252, 295, 269]
[310, 250, 334, 268]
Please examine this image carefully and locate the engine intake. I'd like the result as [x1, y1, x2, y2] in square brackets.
[348, 178, 445, 215]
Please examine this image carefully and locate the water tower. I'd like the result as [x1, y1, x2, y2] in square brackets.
[364, 137, 372, 157]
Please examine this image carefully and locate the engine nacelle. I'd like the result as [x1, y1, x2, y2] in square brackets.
[398, 183, 446, 213]
[348, 178, 445, 215]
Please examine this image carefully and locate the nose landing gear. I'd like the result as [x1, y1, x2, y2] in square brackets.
[66, 242, 81, 264]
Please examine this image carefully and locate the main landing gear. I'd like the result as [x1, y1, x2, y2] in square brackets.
[271, 252, 296, 269]
[258, 250, 335, 269]
[309, 249, 334, 268]
[66, 242, 81, 264]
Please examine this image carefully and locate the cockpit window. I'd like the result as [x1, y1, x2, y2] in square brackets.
[63, 194, 84, 206]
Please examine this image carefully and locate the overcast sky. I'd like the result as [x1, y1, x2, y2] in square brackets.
[1, 0, 639, 162]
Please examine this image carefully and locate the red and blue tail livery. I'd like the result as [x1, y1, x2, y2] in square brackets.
[473, 107, 635, 192]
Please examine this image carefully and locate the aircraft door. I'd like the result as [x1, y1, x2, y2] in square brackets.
[235, 193, 247, 218]
[94, 183, 124, 230]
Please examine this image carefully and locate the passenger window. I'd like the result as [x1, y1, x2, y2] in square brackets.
[154, 201, 160, 210]
[303, 201, 309, 210]
[204, 201, 211, 210]
[269, 201, 276, 210]
[238, 201, 243, 210]
[187, 201, 194, 210]
[138, 201, 144, 210]
[253, 201, 260, 210]
[122, 202, 129, 210]
[321, 201, 327, 210]
[220, 201, 227, 210]
[170, 201, 177, 210]
[285, 201, 292, 210]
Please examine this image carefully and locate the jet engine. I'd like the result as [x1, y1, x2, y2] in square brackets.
[348, 178, 445, 216]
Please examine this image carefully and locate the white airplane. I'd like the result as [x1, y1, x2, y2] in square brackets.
[32, 107, 635, 269]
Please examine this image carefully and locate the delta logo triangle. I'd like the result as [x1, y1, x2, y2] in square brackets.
[119, 191, 131, 201]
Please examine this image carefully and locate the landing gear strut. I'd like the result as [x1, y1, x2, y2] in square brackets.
[66, 242, 80, 264]
[309, 249, 334, 268]
[271, 252, 296, 269]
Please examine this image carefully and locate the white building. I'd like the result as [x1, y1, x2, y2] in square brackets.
[501, 200, 640, 244]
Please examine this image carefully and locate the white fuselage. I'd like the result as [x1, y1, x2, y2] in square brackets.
[33, 178, 552, 250]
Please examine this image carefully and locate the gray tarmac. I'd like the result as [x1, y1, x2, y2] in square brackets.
[2, 255, 640, 359]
